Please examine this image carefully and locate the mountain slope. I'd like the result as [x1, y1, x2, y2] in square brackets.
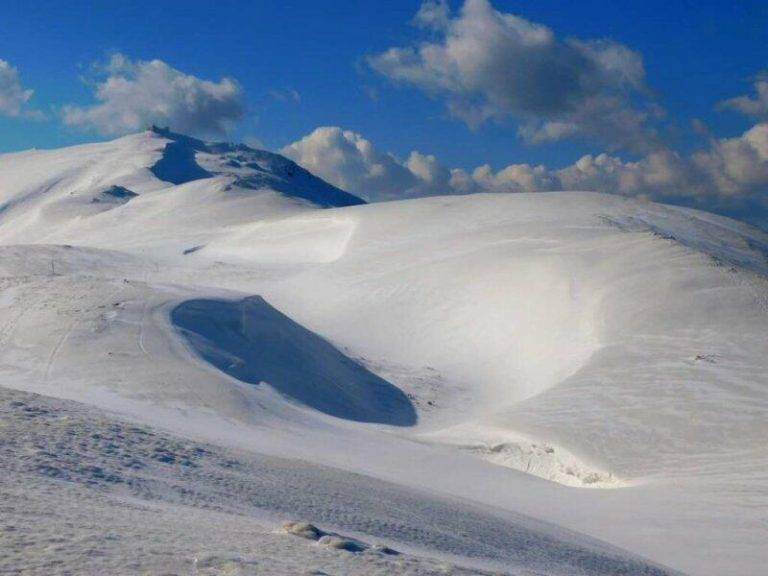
[0, 127, 362, 253]
[0, 131, 766, 576]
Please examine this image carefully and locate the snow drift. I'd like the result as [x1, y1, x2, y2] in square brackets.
[0, 128, 767, 576]
[172, 296, 416, 425]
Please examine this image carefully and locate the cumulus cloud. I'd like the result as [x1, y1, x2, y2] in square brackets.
[693, 122, 768, 196]
[404, 150, 455, 193]
[0, 59, 36, 117]
[718, 73, 768, 118]
[281, 127, 420, 200]
[470, 162, 560, 193]
[62, 54, 244, 136]
[282, 122, 768, 224]
[280, 124, 662, 200]
[455, 126, 768, 205]
[369, 0, 660, 151]
[282, 126, 485, 200]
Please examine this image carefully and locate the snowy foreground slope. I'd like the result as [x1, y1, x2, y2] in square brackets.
[1, 129, 767, 576]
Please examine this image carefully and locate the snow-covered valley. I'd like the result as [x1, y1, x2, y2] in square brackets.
[1, 128, 767, 575]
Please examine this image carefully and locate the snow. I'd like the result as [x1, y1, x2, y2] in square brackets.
[171, 296, 417, 425]
[1, 128, 767, 575]
[0, 386, 670, 576]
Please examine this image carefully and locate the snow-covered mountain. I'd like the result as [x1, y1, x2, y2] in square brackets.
[0, 126, 362, 254]
[1, 129, 767, 576]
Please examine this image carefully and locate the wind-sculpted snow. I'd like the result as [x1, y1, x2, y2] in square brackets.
[601, 206, 768, 276]
[1, 132, 768, 575]
[172, 296, 417, 426]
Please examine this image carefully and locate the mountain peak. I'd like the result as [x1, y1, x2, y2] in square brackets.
[144, 127, 365, 208]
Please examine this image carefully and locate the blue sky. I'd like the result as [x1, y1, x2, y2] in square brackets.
[1, 0, 768, 223]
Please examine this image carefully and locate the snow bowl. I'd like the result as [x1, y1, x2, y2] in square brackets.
[171, 296, 417, 426]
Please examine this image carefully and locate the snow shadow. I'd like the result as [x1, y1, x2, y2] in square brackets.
[150, 140, 212, 185]
[171, 296, 417, 426]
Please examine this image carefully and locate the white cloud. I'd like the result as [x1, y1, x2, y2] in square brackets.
[0, 59, 36, 117]
[369, 0, 660, 151]
[718, 73, 768, 118]
[465, 126, 768, 204]
[62, 54, 244, 136]
[556, 150, 696, 197]
[281, 127, 479, 200]
[280, 124, 651, 200]
[693, 122, 768, 196]
[472, 162, 560, 193]
[517, 121, 578, 145]
[404, 150, 454, 193]
[472, 123, 768, 209]
[281, 127, 419, 200]
[413, 0, 451, 31]
[283, 123, 768, 222]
